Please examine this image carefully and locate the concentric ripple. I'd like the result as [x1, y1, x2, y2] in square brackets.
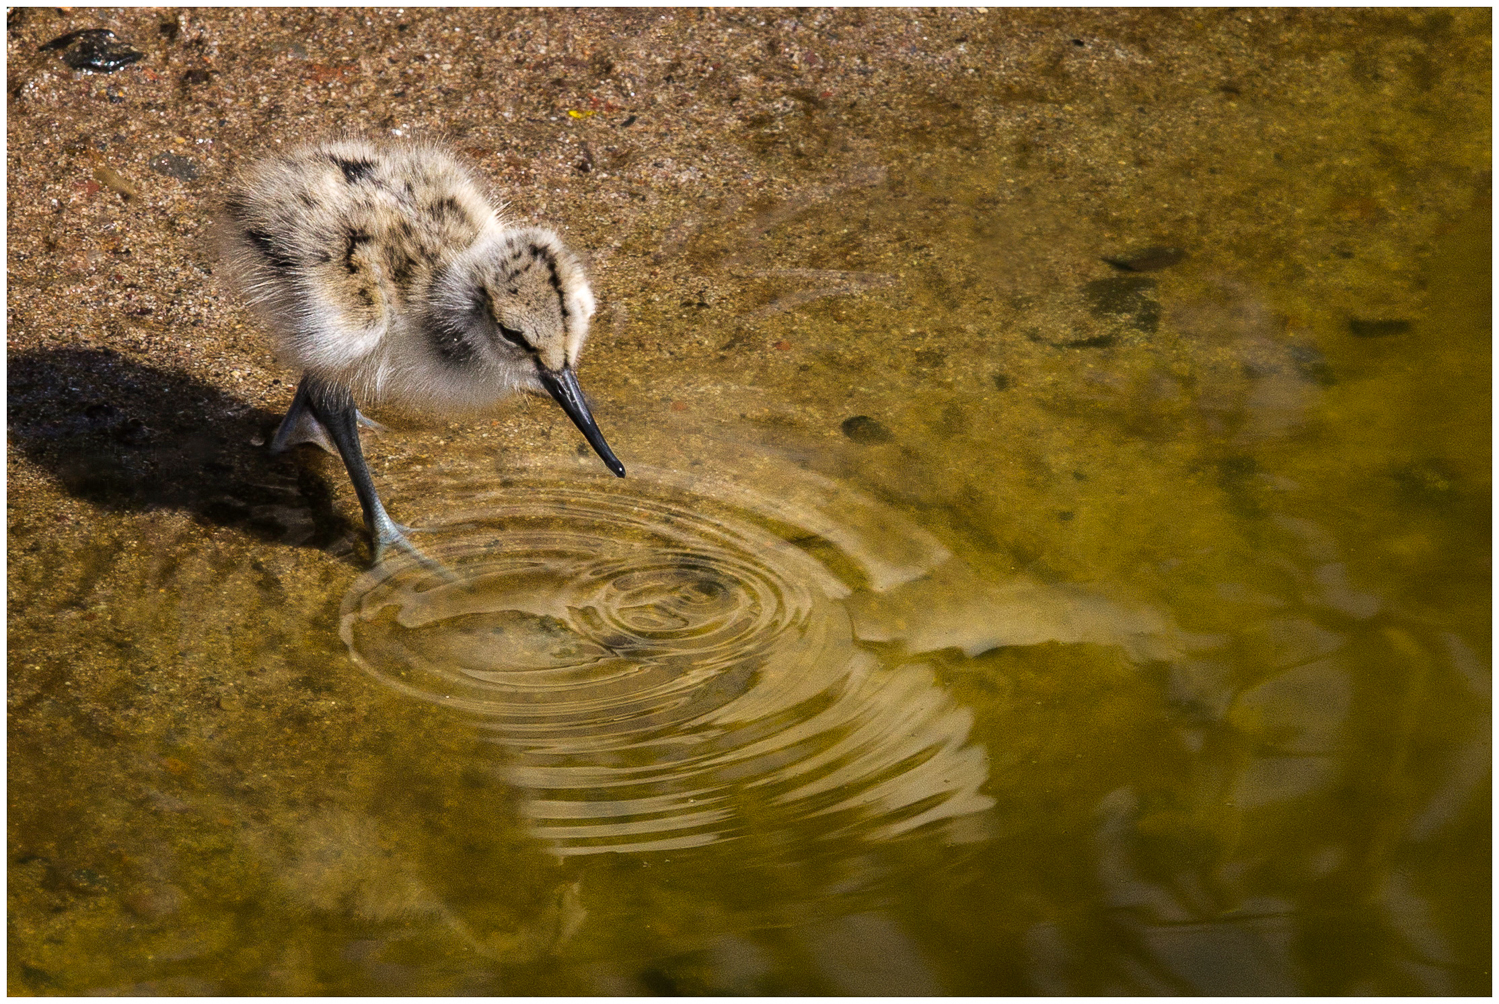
[342, 461, 996, 856]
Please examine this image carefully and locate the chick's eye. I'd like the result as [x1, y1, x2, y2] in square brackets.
[498, 325, 529, 349]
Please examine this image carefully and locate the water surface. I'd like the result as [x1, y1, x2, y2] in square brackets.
[8, 8, 1489, 995]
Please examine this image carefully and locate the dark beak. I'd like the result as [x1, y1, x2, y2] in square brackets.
[537, 366, 626, 477]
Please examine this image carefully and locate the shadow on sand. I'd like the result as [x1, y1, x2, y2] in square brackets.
[8, 347, 360, 559]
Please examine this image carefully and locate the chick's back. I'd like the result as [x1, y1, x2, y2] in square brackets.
[219, 139, 503, 383]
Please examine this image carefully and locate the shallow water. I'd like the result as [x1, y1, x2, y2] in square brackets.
[343, 456, 997, 857]
[8, 8, 1491, 995]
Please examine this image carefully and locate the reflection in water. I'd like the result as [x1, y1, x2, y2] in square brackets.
[343, 456, 1187, 858]
[7, 9, 1488, 993]
[341, 463, 995, 856]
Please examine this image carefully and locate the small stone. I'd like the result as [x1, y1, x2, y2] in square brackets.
[148, 152, 201, 182]
[1102, 246, 1186, 272]
[40, 29, 145, 73]
[217, 692, 242, 712]
[841, 415, 894, 444]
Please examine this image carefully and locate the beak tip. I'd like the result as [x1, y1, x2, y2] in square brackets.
[540, 365, 625, 478]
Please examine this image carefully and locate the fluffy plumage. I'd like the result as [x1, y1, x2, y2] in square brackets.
[217, 137, 621, 563]
[219, 137, 597, 413]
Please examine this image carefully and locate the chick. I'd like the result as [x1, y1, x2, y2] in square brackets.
[219, 138, 624, 561]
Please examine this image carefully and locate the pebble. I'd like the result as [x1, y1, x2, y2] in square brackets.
[148, 152, 201, 182]
[841, 415, 894, 444]
[1102, 245, 1186, 272]
[39, 29, 145, 73]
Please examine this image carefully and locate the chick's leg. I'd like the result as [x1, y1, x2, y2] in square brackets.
[272, 377, 385, 455]
[300, 375, 420, 563]
[270, 377, 336, 454]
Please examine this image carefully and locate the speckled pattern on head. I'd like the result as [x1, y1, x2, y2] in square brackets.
[218, 138, 597, 411]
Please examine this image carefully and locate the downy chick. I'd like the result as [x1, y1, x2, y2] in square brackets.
[219, 138, 624, 561]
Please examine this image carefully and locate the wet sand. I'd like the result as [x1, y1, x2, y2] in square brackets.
[8, 7, 1490, 995]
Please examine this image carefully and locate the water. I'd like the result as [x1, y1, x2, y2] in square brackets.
[342, 457, 998, 857]
[7, 9, 1489, 995]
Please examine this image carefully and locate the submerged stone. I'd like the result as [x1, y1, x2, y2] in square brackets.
[841, 415, 894, 444]
[149, 152, 201, 182]
[40, 29, 145, 73]
[1102, 245, 1186, 272]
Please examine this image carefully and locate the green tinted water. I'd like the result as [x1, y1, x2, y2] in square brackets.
[9, 10, 1489, 995]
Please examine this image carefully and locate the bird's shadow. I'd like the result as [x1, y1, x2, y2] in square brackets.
[8, 347, 362, 561]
